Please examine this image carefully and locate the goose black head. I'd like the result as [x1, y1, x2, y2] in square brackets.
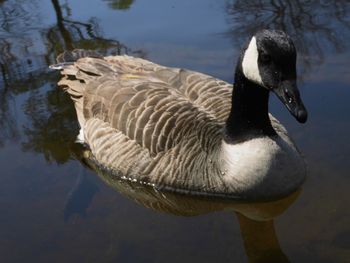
[241, 30, 308, 123]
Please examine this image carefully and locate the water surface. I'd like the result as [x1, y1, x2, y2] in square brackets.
[0, 0, 349, 262]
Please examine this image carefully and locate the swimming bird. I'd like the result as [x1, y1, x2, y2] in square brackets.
[52, 29, 308, 200]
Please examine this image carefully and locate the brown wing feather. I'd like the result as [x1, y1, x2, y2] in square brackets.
[58, 55, 232, 157]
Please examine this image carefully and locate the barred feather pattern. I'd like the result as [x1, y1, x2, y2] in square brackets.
[56, 53, 301, 197]
[57, 54, 240, 195]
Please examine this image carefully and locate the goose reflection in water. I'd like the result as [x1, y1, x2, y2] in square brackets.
[66, 146, 301, 263]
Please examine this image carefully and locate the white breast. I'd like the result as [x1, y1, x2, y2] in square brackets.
[219, 136, 306, 198]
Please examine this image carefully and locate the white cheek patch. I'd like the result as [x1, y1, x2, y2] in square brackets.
[242, 37, 263, 86]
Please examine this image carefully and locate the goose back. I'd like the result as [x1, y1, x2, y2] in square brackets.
[58, 55, 236, 194]
[57, 53, 304, 199]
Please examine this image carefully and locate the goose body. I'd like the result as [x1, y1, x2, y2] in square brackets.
[54, 30, 307, 200]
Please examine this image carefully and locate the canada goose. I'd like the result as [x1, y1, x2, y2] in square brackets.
[52, 29, 308, 200]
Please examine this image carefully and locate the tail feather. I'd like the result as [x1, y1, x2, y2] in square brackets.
[50, 49, 103, 70]
[52, 49, 103, 139]
[52, 49, 130, 143]
[58, 77, 85, 100]
[57, 49, 103, 63]
[58, 76, 86, 131]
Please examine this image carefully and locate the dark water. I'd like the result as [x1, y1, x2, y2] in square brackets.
[0, 0, 349, 262]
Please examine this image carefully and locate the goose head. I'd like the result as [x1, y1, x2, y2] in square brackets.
[240, 30, 307, 123]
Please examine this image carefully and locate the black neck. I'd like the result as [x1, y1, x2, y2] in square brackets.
[224, 68, 276, 143]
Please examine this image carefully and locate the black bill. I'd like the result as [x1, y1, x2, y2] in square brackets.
[273, 80, 308, 123]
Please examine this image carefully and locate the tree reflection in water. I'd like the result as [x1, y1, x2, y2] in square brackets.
[226, 0, 350, 75]
[0, 75, 18, 147]
[0, 0, 142, 162]
[104, 0, 134, 10]
[1, 0, 349, 161]
[0, 0, 42, 146]
[0, 1, 339, 261]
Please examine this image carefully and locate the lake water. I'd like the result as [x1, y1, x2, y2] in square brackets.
[0, 0, 349, 262]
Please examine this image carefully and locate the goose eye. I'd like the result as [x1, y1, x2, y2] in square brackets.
[260, 53, 271, 63]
